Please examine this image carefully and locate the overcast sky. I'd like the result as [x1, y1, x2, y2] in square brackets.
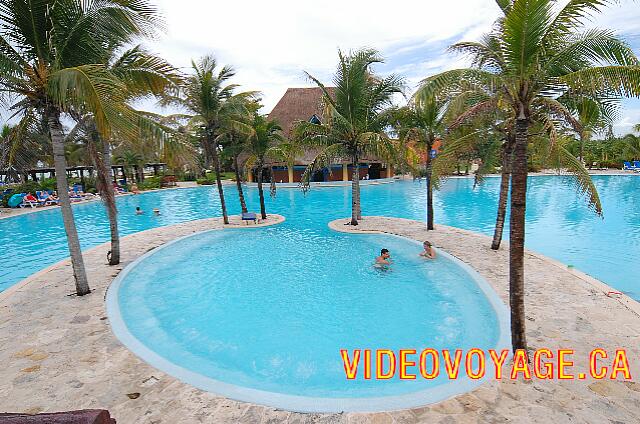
[141, 0, 640, 134]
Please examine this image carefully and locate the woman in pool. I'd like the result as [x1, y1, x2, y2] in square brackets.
[419, 241, 436, 259]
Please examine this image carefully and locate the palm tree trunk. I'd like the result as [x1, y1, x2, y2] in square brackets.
[288, 165, 294, 183]
[509, 116, 529, 353]
[48, 109, 91, 296]
[257, 164, 267, 219]
[202, 139, 214, 170]
[355, 162, 362, 220]
[210, 140, 229, 224]
[491, 139, 513, 250]
[234, 155, 248, 214]
[350, 158, 360, 225]
[425, 154, 434, 230]
[88, 136, 120, 265]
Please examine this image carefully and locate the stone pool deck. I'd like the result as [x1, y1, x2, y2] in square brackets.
[1, 215, 640, 423]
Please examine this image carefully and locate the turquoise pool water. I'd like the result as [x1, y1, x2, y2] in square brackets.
[108, 228, 508, 411]
[1, 175, 639, 298]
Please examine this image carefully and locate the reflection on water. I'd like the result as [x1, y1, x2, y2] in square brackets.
[1, 176, 639, 299]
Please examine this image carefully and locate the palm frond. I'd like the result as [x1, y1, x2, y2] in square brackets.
[561, 66, 640, 97]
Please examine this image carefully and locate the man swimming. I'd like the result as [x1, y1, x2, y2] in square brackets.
[419, 241, 436, 259]
[374, 248, 392, 268]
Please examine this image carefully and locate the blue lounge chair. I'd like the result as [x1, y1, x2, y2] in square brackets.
[37, 190, 58, 206]
[241, 212, 257, 224]
[634, 161, 640, 172]
[623, 161, 636, 171]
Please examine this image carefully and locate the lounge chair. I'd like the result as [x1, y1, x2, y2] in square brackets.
[241, 212, 257, 224]
[19, 194, 39, 208]
[623, 161, 636, 171]
[634, 161, 640, 172]
[37, 190, 58, 206]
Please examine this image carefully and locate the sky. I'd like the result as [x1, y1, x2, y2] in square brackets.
[141, 0, 640, 135]
[144, 0, 640, 135]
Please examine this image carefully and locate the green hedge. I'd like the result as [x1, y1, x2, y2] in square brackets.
[139, 176, 161, 190]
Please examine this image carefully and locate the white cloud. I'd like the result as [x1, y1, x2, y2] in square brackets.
[138, 0, 639, 130]
[146, 0, 502, 111]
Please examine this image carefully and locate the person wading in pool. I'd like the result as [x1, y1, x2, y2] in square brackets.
[419, 241, 436, 259]
[374, 248, 392, 269]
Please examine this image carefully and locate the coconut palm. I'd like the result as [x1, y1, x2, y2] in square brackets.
[222, 134, 249, 214]
[0, 0, 162, 295]
[244, 114, 284, 219]
[218, 99, 260, 215]
[164, 56, 256, 224]
[294, 49, 404, 225]
[418, 0, 640, 352]
[60, 43, 179, 267]
[559, 95, 618, 163]
[1, 121, 52, 173]
[269, 139, 305, 183]
[114, 150, 144, 182]
[389, 95, 452, 230]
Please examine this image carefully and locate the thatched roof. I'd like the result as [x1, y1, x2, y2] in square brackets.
[237, 86, 385, 168]
[267, 87, 335, 137]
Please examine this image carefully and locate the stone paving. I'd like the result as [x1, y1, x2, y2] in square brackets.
[1, 215, 639, 423]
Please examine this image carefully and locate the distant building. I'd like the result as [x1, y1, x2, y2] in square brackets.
[248, 87, 393, 183]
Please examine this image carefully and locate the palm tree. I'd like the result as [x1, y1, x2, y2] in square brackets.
[165, 56, 255, 224]
[270, 139, 305, 183]
[224, 134, 249, 214]
[419, 0, 640, 352]
[114, 150, 145, 182]
[62, 45, 179, 267]
[244, 114, 284, 219]
[560, 95, 617, 163]
[0, 0, 162, 295]
[218, 100, 260, 215]
[389, 95, 451, 230]
[294, 49, 403, 225]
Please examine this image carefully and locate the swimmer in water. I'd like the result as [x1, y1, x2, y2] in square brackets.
[419, 240, 436, 259]
[153, 208, 161, 216]
[374, 248, 392, 269]
[135, 206, 144, 215]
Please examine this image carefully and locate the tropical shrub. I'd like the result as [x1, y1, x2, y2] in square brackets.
[140, 176, 162, 190]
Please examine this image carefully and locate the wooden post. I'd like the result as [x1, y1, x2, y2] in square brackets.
[386, 164, 393, 178]
[288, 166, 294, 183]
[342, 164, 349, 181]
[247, 169, 253, 183]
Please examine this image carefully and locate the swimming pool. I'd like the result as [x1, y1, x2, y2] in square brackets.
[106, 225, 509, 411]
[1, 175, 639, 299]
